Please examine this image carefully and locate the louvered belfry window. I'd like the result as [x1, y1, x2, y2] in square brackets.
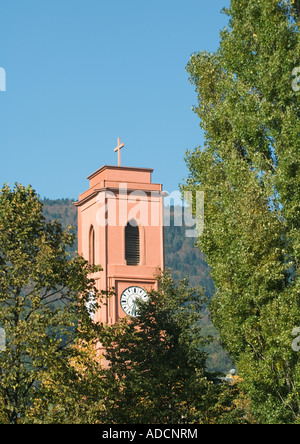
[125, 220, 140, 266]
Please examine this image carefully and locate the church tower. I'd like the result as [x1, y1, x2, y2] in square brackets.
[75, 139, 165, 325]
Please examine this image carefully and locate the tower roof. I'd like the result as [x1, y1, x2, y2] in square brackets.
[75, 165, 162, 207]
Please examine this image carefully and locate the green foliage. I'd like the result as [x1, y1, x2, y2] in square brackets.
[182, 0, 300, 424]
[99, 271, 245, 424]
[0, 184, 100, 423]
[26, 341, 108, 424]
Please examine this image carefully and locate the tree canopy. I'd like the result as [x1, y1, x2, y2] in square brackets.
[0, 184, 100, 423]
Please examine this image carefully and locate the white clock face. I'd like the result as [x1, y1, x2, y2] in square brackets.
[120, 286, 148, 317]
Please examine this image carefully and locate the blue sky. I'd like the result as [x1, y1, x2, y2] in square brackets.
[0, 0, 230, 200]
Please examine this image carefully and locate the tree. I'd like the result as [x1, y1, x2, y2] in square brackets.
[0, 184, 100, 423]
[26, 341, 108, 424]
[182, 0, 300, 423]
[100, 271, 245, 424]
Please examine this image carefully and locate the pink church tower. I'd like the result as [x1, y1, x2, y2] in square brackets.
[75, 139, 165, 325]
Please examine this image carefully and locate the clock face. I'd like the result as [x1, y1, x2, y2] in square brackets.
[120, 286, 148, 317]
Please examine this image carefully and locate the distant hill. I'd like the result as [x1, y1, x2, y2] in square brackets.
[163, 205, 215, 298]
[42, 198, 77, 231]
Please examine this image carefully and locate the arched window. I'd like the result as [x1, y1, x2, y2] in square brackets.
[125, 220, 140, 266]
[89, 225, 95, 266]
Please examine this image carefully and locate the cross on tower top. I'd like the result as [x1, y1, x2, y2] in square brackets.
[114, 137, 125, 167]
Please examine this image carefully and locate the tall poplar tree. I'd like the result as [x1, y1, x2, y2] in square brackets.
[182, 0, 300, 423]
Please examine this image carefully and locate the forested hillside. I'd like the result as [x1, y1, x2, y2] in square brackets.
[41, 198, 232, 372]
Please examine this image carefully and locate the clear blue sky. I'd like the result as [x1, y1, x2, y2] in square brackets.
[0, 0, 230, 200]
